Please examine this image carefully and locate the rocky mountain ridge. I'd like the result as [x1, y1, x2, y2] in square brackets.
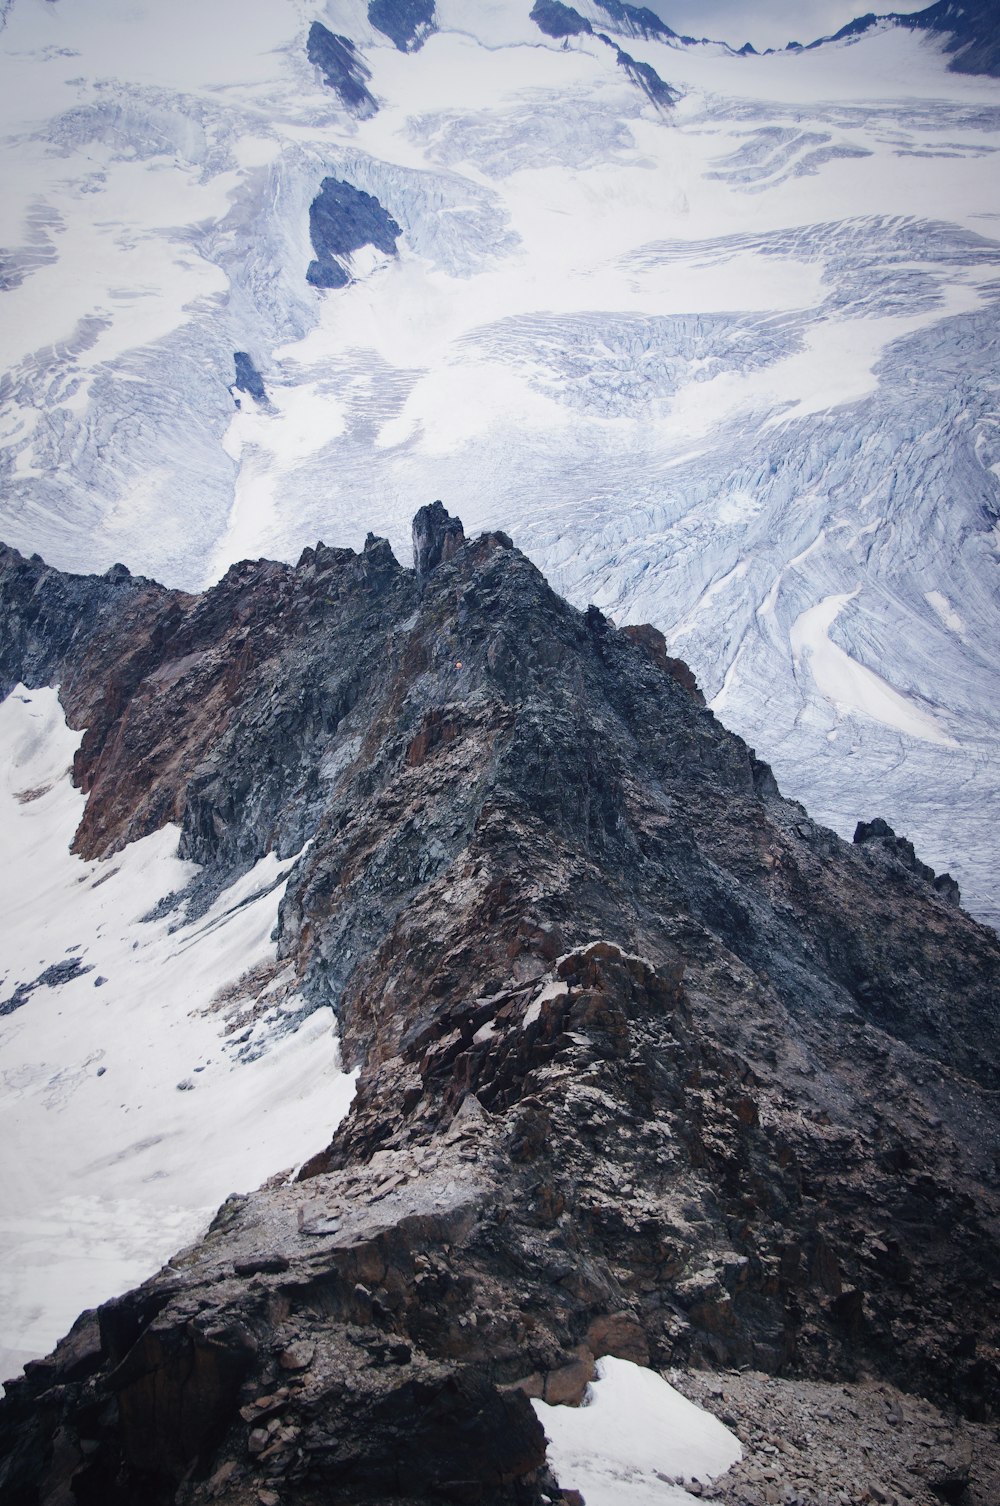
[3, 0, 999, 945]
[0, 506, 997, 1506]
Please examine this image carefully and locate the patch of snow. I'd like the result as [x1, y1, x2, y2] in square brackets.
[533, 1355, 742, 1506]
[925, 589, 966, 637]
[789, 592, 959, 747]
[524, 978, 569, 1028]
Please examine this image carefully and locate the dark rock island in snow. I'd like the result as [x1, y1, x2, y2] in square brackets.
[367, 0, 436, 54]
[231, 352, 267, 407]
[306, 23, 378, 118]
[306, 177, 401, 290]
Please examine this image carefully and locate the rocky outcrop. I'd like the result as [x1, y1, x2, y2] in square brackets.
[0, 508, 998, 1505]
[529, 2, 679, 106]
[306, 23, 378, 117]
[306, 178, 401, 290]
[593, 0, 678, 42]
[232, 352, 267, 406]
[530, 1, 593, 40]
[621, 622, 705, 702]
[895, 0, 1000, 77]
[411, 498, 466, 579]
[854, 816, 961, 905]
[609, 45, 679, 108]
[367, 0, 436, 54]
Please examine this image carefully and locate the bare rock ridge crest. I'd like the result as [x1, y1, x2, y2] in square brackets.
[0, 506, 998, 1506]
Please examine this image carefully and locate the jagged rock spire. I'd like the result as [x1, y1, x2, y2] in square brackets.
[412, 500, 464, 578]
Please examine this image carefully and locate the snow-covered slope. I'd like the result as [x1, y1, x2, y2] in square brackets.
[1, 0, 999, 924]
[0, 686, 355, 1383]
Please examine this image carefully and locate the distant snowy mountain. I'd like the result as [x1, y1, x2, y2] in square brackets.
[1, 0, 999, 944]
[802, 1, 1000, 77]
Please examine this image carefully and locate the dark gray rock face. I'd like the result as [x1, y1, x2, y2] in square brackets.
[306, 23, 378, 116]
[609, 44, 679, 107]
[306, 177, 401, 290]
[807, 12, 880, 47]
[411, 498, 465, 577]
[899, 0, 1000, 77]
[367, 0, 435, 53]
[530, 2, 678, 106]
[854, 816, 961, 904]
[530, 1, 593, 40]
[232, 352, 266, 405]
[593, 0, 677, 41]
[1, 508, 999, 1504]
[0, 958, 94, 1017]
[0, 542, 170, 706]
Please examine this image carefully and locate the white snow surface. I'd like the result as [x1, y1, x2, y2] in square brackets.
[533, 1356, 742, 1506]
[1, 1, 1000, 921]
[787, 591, 959, 747]
[0, 687, 356, 1386]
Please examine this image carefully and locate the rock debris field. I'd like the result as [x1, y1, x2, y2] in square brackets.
[675, 1369, 1000, 1506]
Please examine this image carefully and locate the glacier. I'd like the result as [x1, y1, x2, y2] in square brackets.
[0, 0, 999, 935]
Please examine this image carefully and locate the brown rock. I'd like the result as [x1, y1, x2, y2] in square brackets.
[277, 1341, 315, 1372]
[542, 1347, 596, 1406]
[587, 1314, 649, 1367]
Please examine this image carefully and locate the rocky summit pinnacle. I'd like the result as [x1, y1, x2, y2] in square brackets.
[0, 511, 998, 1506]
[411, 498, 466, 576]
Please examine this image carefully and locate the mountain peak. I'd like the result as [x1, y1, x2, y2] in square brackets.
[1, 509, 1000, 1493]
[411, 499, 466, 576]
[1, 517, 999, 1501]
[801, 0, 1000, 74]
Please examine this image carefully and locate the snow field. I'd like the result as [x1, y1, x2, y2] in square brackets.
[0, 687, 355, 1385]
[788, 590, 959, 747]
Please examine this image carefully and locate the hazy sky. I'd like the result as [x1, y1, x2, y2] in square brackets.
[648, 2, 930, 50]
